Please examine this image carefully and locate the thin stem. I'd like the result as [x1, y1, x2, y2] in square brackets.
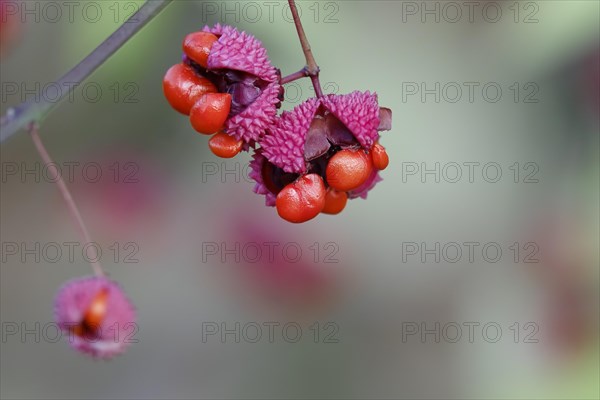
[288, 0, 323, 97]
[29, 123, 105, 278]
[1, 0, 172, 143]
[280, 68, 309, 85]
[310, 75, 324, 98]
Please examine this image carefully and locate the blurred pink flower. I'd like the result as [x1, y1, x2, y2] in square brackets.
[219, 216, 340, 315]
[0, 0, 22, 58]
[69, 148, 170, 243]
[529, 215, 597, 357]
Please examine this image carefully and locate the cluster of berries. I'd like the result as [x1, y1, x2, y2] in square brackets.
[164, 25, 392, 223]
[163, 24, 282, 157]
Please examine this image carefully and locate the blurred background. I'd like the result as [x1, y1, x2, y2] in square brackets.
[1, 0, 598, 398]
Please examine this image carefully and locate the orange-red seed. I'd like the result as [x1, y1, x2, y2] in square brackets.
[322, 188, 348, 215]
[71, 288, 109, 337]
[209, 132, 243, 158]
[163, 63, 217, 115]
[371, 142, 389, 170]
[190, 93, 231, 135]
[276, 174, 326, 223]
[183, 32, 218, 69]
[326, 149, 373, 191]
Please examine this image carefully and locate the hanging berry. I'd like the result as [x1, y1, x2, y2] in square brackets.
[208, 131, 245, 158]
[251, 91, 392, 223]
[371, 142, 390, 170]
[163, 24, 282, 158]
[54, 276, 136, 359]
[322, 188, 348, 215]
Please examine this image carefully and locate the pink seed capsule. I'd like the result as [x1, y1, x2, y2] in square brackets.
[54, 276, 136, 359]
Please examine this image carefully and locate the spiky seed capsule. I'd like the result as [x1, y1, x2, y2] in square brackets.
[54, 276, 136, 358]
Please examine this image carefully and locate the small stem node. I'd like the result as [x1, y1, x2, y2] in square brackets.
[280, 69, 309, 85]
[288, 0, 323, 97]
